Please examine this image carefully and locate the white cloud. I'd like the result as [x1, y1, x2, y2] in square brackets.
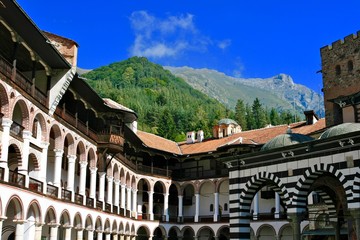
[129, 11, 209, 59]
[218, 39, 231, 50]
[233, 57, 245, 78]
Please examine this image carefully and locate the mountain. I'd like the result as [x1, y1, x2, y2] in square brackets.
[166, 66, 324, 118]
[81, 57, 230, 141]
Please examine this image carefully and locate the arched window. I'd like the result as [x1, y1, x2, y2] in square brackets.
[335, 65, 341, 75]
[210, 204, 214, 212]
[348, 60, 354, 72]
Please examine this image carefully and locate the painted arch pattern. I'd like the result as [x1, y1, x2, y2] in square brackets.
[230, 162, 359, 240]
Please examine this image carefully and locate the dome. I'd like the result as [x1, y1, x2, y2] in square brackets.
[261, 133, 314, 151]
[218, 118, 239, 126]
[319, 123, 360, 139]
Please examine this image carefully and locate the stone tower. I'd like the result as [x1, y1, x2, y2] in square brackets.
[320, 31, 360, 127]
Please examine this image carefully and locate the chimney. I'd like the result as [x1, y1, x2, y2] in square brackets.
[197, 130, 204, 142]
[186, 131, 195, 144]
[304, 110, 319, 125]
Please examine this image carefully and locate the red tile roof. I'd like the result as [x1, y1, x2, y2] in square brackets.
[135, 119, 326, 155]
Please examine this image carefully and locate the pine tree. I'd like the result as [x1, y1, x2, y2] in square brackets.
[234, 99, 247, 131]
[252, 98, 267, 128]
[269, 108, 280, 126]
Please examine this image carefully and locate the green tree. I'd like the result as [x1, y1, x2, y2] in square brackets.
[245, 104, 255, 130]
[234, 99, 247, 131]
[269, 108, 280, 126]
[252, 98, 267, 128]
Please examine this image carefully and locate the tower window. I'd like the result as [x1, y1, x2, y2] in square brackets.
[335, 65, 341, 75]
[348, 60, 354, 72]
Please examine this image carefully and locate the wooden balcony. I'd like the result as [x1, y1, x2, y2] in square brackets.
[29, 177, 43, 193]
[8, 170, 25, 187]
[46, 184, 58, 198]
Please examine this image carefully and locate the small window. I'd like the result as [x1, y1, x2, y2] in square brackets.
[348, 60, 354, 72]
[210, 204, 214, 212]
[335, 65, 341, 75]
[224, 203, 228, 211]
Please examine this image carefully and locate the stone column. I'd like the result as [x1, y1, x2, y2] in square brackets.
[79, 161, 88, 196]
[14, 219, 26, 240]
[87, 229, 94, 240]
[76, 228, 84, 240]
[214, 192, 219, 222]
[121, 184, 126, 209]
[89, 167, 97, 201]
[34, 223, 43, 240]
[64, 226, 72, 240]
[195, 193, 200, 222]
[98, 172, 106, 203]
[132, 189, 137, 217]
[52, 149, 64, 188]
[66, 155, 77, 192]
[106, 176, 114, 205]
[19, 130, 32, 187]
[164, 193, 169, 222]
[253, 193, 259, 220]
[275, 192, 280, 219]
[149, 191, 154, 220]
[288, 213, 302, 240]
[0, 118, 12, 181]
[127, 187, 132, 211]
[49, 224, 59, 240]
[178, 195, 183, 221]
[40, 143, 49, 194]
[114, 179, 120, 209]
[97, 231, 103, 240]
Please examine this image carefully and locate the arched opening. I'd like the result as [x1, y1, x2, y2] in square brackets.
[199, 181, 215, 220]
[217, 226, 229, 240]
[197, 227, 215, 240]
[84, 215, 94, 240]
[169, 184, 179, 221]
[257, 225, 276, 240]
[137, 178, 150, 220]
[24, 201, 41, 239]
[183, 227, 195, 240]
[3, 197, 23, 240]
[183, 184, 195, 222]
[168, 227, 180, 240]
[136, 226, 149, 240]
[59, 211, 71, 239]
[152, 227, 164, 240]
[153, 181, 165, 220]
[11, 100, 28, 137]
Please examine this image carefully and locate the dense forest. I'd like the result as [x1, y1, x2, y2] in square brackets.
[83, 57, 301, 141]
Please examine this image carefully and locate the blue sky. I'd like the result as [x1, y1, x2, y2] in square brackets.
[18, 0, 360, 91]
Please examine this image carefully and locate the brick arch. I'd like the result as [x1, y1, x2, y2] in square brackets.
[240, 171, 291, 209]
[8, 141, 23, 169]
[44, 206, 57, 224]
[5, 195, 24, 220]
[87, 147, 97, 168]
[119, 222, 124, 234]
[73, 212, 83, 229]
[216, 178, 229, 193]
[10, 97, 30, 130]
[112, 219, 118, 234]
[28, 152, 41, 171]
[59, 209, 72, 227]
[199, 179, 216, 193]
[49, 124, 63, 150]
[31, 111, 48, 142]
[256, 224, 276, 238]
[85, 214, 93, 231]
[0, 82, 10, 117]
[350, 172, 360, 207]
[76, 140, 86, 162]
[95, 216, 103, 231]
[26, 200, 42, 224]
[236, 171, 291, 239]
[291, 163, 351, 211]
[64, 133, 76, 155]
[312, 189, 336, 220]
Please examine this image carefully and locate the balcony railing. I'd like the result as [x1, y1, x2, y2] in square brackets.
[8, 170, 25, 187]
[0, 167, 4, 181]
[86, 197, 94, 208]
[10, 122, 24, 137]
[105, 203, 111, 213]
[74, 193, 83, 205]
[0, 55, 47, 107]
[62, 189, 72, 201]
[46, 184, 58, 198]
[113, 205, 118, 214]
[96, 200, 103, 210]
[29, 177, 43, 193]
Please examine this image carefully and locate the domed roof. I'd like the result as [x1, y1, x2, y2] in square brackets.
[218, 118, 239, 126]
[319, 123, 360, 139]
[261, 133, 314, 151]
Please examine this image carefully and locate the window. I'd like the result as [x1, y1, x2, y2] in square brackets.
[210, 204, 214, 212]
[348, 60, 354, 72]
[224, 203, 228, 211]
[335, 65, 341, 75]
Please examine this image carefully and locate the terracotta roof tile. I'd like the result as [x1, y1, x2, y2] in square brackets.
[135, 119, 326, 155]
